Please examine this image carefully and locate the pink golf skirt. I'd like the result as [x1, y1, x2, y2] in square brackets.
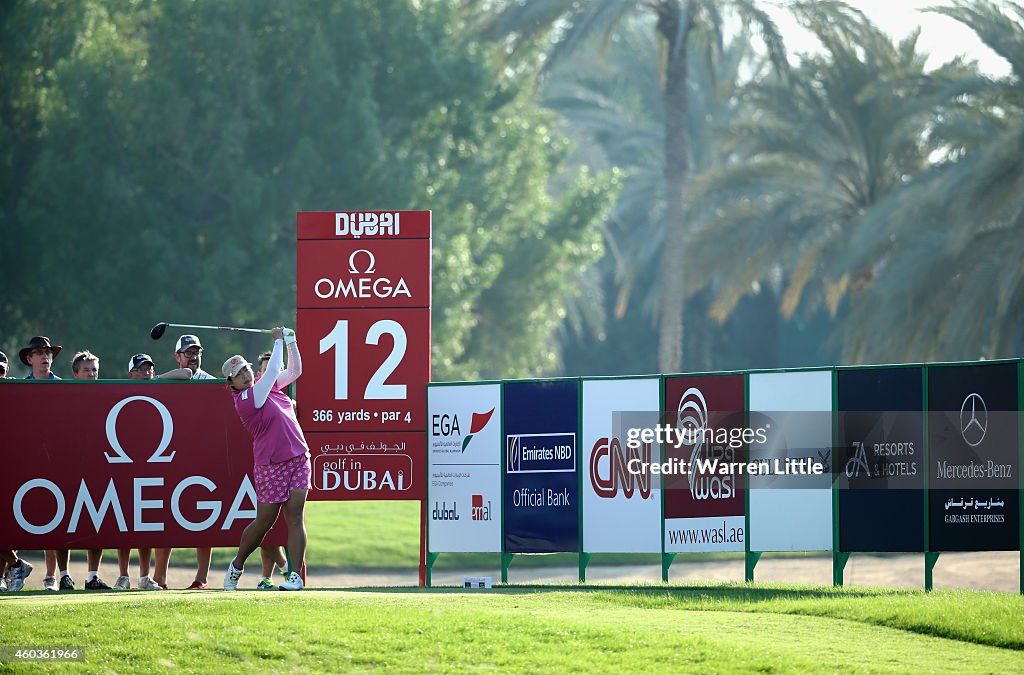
[253, 453, 311, 504]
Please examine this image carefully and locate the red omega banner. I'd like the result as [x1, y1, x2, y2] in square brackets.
[296, 210, 431, 502]
[0, 381, 286, 550]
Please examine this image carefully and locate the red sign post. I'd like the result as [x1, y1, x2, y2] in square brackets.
[295, 211, 430, 507]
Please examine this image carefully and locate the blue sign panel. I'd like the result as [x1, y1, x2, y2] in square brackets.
[928, 362, 1019, 552]
[837, 367, 924, 552]
[503, 380, 579, 553]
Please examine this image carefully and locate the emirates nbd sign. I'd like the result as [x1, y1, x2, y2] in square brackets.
[503, 380, 579, 554]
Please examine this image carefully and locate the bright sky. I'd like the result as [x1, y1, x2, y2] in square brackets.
[767, 0, 1011, 76]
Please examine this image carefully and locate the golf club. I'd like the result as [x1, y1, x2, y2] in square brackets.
[150, 322, 274, 340]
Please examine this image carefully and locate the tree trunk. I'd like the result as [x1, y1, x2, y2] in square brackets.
[657, 1, 694, 374]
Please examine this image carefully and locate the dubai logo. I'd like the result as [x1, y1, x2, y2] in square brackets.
[960, 393, 987, 447]
[844, 441, 871, 478]
[462, 408, 495, 453]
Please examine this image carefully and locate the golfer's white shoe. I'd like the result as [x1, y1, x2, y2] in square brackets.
[224, 561, 243, 591]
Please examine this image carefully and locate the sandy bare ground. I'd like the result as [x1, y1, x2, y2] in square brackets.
[366, 551, 1021, 593]
[13, 551, 1020, 593]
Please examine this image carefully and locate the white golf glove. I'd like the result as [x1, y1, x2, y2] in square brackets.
[283, 327, 297, 344]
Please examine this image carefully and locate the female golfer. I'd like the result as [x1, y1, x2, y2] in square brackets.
[222, 326, 309, 591]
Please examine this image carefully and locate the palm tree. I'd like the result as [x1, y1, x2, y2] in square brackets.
[685, 1, 973, 351]
[833, 0, 1024, 361]
[543, 18, 765, 372]
[472, 0, 787, 372]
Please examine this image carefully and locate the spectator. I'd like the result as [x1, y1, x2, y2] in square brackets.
[22, 337, 70, 589]
[70, 350, 110, 590]
[128, 352, 191, 381]
[114, 354, 169, 591]
[153, 335, 214, 590]
[20, 336, 62, 380]
[0, 350, 12, 378]
[0, 551, 32, 592]
[174, 334, 215, 380]
[255, 350, 289, 589]
[71, 350, 100, 379]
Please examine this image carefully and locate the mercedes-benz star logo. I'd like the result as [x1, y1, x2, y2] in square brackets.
[959, 392, 987, 447]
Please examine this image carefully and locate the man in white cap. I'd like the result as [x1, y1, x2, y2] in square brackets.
[173, 334, 215, 380]
[153, 336, 214, 590]
[0, 350, 13, 379]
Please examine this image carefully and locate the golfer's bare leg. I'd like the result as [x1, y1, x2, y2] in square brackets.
[232, 502, 283, 569]
[282, 489, 308, 569]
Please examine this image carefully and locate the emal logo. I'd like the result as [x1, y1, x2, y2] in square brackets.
[471, 494, 493, 521]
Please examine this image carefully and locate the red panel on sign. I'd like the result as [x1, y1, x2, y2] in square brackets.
[296, 239, 431, 309]
[663, 374, 746, 519]
[307, 431, 424, 501]
[0, 382, 287, 550]
[297, 211, 431, 240]
[295, 309, 430, 434]
[296, 210, 430, 506]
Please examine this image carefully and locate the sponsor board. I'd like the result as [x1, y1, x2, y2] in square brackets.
[503, 380, 579, 553]
[0, 382, 286, 549]
[296, 308, 430, 435]
[296, 239, 430, 310]
[663, 374, 746, 552]
[748, 371, 833, 552]
[427, 384, 501, 552]
[426, 469, 499, 552]
[928, 362, 1019, 551]
[581, 378, 661, 553]
[837, 367, 925, 552]
[307, 431, 423, 501]
[296, 210, 430, 503]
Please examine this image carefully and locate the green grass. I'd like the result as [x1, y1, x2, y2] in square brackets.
[1, 585, 1022, 672]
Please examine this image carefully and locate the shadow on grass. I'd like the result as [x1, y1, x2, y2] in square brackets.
[325, 583, 900, 602]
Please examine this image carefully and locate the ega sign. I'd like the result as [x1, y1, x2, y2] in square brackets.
[296, 211, 431, 502]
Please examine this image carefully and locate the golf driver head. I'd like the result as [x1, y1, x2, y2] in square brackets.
[150, 322, 169, 340]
